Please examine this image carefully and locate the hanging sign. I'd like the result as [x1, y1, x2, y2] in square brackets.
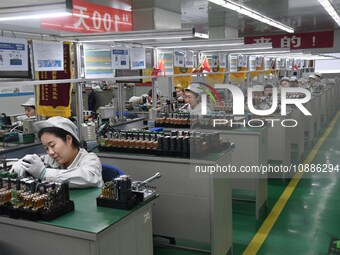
[84, 44, 113, 79]
[36, 43, 72, 118]
[174, 67, 193, 88]
[130, 47, 146, 69]
[0, 37, 28, 71]
[211, 54, 219, 68]
[255, 56, 263, 69]
[250, 56, 263, 78]
[111, 45, 129, 69]
[245, 31, 334, 49]
[185, 50, 194, 67]
[237, 54, 247, 68]
[174, 51, 185, 67]
[33, 40, 64, 71]
[41, 0, 132, 33]
[219, 53, 227, 68]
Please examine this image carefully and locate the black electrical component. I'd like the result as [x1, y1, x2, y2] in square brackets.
[97, 175, 136, 210]
[0, 177, 74, 221]
[97, 128, 224, 158]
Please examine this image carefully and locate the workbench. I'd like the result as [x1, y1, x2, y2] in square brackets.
[290, 107, 305, 164]
[266, 112, 293, 168]
[201, 126, 268, 220]
[97, 147, 234, 255]
[0, 188, 157, 255]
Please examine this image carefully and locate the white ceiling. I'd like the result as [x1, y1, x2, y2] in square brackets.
[182, 0, 340, 36]
[0, 0, 339, 38]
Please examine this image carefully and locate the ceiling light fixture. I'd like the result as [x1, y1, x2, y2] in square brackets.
[61, 28, 209, 43]
[142, 38, 244, 49]
[208, 0, 294, 33]
[0, 11, 72, 21]
[0, 0, 73, 21]
[156, 42, 244, 49]
[317, 0, 340, 26]
[201, 43, 273, 52]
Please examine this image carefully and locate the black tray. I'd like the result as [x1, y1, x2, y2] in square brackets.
[7, 201, 75, 221]
[40, 201, 75, 221]
[97, 195, 137, 210]
[0, 203, 11, 215]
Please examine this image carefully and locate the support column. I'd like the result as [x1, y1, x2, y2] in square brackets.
[131, 0, 182, 99]
[208, 4, 239, 39]
[131, 0, 182, 30]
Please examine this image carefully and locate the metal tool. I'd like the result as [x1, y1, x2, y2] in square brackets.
[132, 172, 161, 202]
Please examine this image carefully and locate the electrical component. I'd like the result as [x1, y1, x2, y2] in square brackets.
[98, 129, 226, 157]
[0, 173, 74, 221]
[97, 173, 161, 209]
[97, 175, 136, 210]
[81, 122, 96, 141]
[98, 106, 116, 119]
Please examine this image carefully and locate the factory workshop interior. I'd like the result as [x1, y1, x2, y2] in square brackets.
[0, 0, 340, 255]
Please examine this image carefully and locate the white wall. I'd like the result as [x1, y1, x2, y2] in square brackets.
[0, 95, 33, 115]
[315, 53, 340, 74]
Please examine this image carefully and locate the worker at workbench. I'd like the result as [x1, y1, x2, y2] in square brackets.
[182, 83, 206, 116]
[21, 97, 36, 118]
[10, 116, 104, 188]
[128, 89, 161, 108]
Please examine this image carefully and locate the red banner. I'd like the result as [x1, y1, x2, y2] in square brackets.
[41, 0, 132, 33]
[37, 43, 72, 117]
[245, 31, 334, 49]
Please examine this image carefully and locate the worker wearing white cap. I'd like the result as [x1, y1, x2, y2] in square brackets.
[314, 72, 322, 81]
[175, 84, 185, 102]
[10, 116, 103, 188]
[308, 74, 317, 87]
[250, 85, 271, 110]
[308, 74, 316, 80]
[314, 72, 326, 90]
[290, 76, 299, 87]
[21, 97, 36, 117]
[298, 78, 307, 87]
[252, 85, 264, 104]
[183, 83, 205, 116]
[280, 77, 290, 88]
[264, 84, 274, 97]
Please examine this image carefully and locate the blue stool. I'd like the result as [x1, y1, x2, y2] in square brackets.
[101, 163, 124, 183]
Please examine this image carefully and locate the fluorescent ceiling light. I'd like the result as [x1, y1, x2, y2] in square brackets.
[60, 28, 208, 43]
[0, 0, 73, 21]
[208, 0, 294, 33]
[317, 0, 340, 26]
[0, 11, 72, 21]
[80, 36, 194, 43]
[142, 38, 244, 49]
[156, 42, 243, 49]
[201, 43, 273, 52]
[194, 32, 210, 39]
[246, 50, 291, 55]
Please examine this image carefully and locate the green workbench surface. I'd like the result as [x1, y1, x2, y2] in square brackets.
[39, 188, 152, 234]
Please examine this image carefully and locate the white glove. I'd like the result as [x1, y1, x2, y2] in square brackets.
[21, 154, 46, 179]
[10, 159, 27, 177]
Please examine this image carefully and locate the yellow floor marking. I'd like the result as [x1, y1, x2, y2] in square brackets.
[243, 110, 340, 255]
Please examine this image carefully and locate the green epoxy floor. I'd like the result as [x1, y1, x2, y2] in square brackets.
[155, 112, 340, 255]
